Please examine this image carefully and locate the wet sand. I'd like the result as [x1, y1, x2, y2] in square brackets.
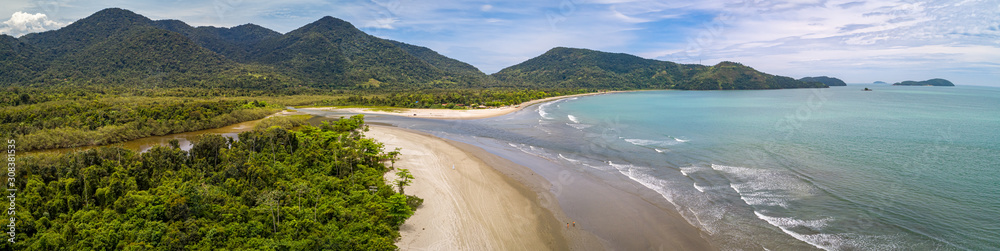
[368, 125, 716, 250]
[368, 126, 605, 250]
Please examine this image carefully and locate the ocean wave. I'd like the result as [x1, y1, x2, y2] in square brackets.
[693, 183, 707, 193]
[567, 114, 580, 123]
[558, 153, 581, 163]
[566, 123, 593, 130]
[654, 148, 669, 153]
[711, 164, 818, 209]
[624, 138, 680, 147]
[507, 142, 546, 158]
[753, 212, 902, 250]
[538, 109, 551, 119]
[537, 103, 553, 119]
[679, 166, 700, 176]
[624, 135, 691, 148]
[608, 161, 680, 208]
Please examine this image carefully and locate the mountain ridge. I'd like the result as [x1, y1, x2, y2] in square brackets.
[3, 8, 826, 91]
[799, 76, 847, 86]
[893, 78, 955, 86]
[493, 47, 827, 90]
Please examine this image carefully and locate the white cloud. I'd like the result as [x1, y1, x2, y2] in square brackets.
[480, 4, 493, 12]
[362, 17, 398, 29]
[609, 5, 650, 23]
[0, 11, 69, 37]
[643, 0, 1000, 85]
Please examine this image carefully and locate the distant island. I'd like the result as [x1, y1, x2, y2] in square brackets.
[892, 78, 955, 86]
[873, 81, 888, 84]
[799, 76, 847, 86]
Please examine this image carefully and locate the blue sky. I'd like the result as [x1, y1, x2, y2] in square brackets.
[2, 0, 998, 86]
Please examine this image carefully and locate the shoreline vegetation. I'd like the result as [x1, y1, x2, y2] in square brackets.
[301, 91, 624, 120]
[8, 115, 422, 250]
[9, 89, 609, 153]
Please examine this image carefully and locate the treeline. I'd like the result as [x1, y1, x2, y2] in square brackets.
[494, 47, 828, 90]
[1, 96, 278, 151]
[0, 85, 605, 152]
[310, 88, 594, 108]
[5, 115, 417, 250]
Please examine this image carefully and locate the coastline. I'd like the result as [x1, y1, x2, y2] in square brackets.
[368, 125, 605, 250]
[367, 124, 716, 250]
[302, 91, 624, 120]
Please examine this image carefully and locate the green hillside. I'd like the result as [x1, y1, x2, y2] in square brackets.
[1, 8, 826, 91]
[799, 76, 847, 86]
[893, 78, 955, 86]
[19, 8, 155, 58]
[0, 34, 42, 83]
[249, 16, 459, 88]
[153, 20, 281, 61]
[388, 40, 485, 77]
[493, 47, 827, 90]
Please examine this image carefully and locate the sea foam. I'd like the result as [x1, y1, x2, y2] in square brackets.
[567, 114, 580, 123]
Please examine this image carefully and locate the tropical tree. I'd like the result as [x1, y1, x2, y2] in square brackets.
[395, 169, 414, 195]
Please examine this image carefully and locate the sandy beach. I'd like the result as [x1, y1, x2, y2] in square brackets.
[338, 92, 715, 250]
[368, 126, 604, 250]
[303, 91, 620, 120]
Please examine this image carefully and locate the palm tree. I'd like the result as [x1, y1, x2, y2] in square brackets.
[395, 169, 414, 194]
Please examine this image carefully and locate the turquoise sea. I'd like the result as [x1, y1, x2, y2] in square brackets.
[317, 85, 1000, 250]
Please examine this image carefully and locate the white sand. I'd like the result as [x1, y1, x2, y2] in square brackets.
[368, 126, 603, 250]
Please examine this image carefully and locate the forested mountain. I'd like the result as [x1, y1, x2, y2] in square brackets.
[19, 8, 154, 58]
[685, 61, 826, 89]
[247, 16, 461, 88]
[799, 76, 847, 86]
[0, 34, 42, 83]
[36, 25, 229, 85]
[10, 8, 298, 89]
[493, 47, 827, 90]
[2, 8, 478, 89]
[387, 40, 485, 77]
[1, 8, 825, 91]
[152, 20, 281, 61]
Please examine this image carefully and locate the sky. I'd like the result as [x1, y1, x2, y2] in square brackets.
[1, 0, 998, 86]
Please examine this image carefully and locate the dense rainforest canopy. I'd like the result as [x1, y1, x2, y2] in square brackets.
[3, 115, 419, 250]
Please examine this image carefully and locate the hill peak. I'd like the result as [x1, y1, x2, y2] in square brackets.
[284, 16, 359, 36]
[81, 8, 153, 25]
[314, 16, 356, 28]
[714, 61, 745, 67]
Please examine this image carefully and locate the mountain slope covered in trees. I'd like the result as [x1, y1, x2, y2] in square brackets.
[799, 76, 847, 86]
[893, 78, 955, 86]
[492, 47, 827, 90]
[152, 20, 282, 62]
[2, 8, 825, 91]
